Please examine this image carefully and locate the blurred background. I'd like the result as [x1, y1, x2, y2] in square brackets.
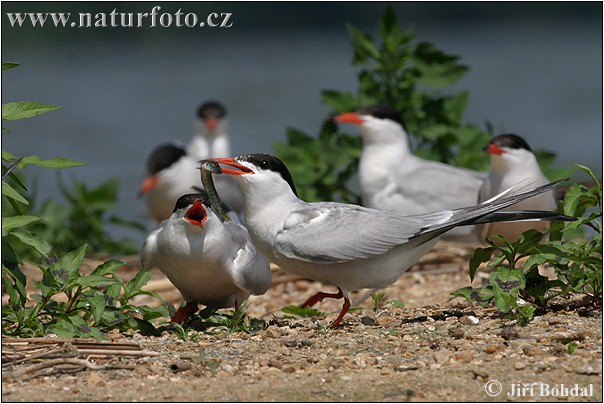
[2, 2, 602, 246]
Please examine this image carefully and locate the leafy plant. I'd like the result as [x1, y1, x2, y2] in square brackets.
[2, 62, 164, 339]
[281, 304, 325, 318]
[371, 292, 386, 311]
[2, 246, 168, 338]
[5, 174, 146, 257]
[452, 165, 602, 323]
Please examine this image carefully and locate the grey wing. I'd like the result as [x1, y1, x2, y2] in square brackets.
[275, 203, 452, 264]
[228, 223, 272, 295]
[399, 162, 486, 210]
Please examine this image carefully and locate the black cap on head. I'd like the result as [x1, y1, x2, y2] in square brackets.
[358, 104, 404, 126]
[196, 101, 227, 120]
[172, 192, 210, 213]
[490, 134, 532, 152]
[147, 143, 187, 175]
[237, 154, 298, 196]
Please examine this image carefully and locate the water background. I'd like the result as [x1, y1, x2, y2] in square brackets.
[2, 2, 602, 247]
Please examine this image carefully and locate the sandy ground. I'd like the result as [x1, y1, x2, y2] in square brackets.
[2, 241, 602, 402]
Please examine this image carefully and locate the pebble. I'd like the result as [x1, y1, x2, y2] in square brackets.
[574, 365, 601, 375]
[432, 348, 453, 364]
[484, 345, 498, 354]
[501, 325, 519, 340]
[299, 339, 313, 347]
[282, 365, 296, 373]
[267, 359, 283, 369]
[448, 327, 465, 339]
[169, 361, 192, 372]
[264, 326, 282, 339]
[360, 316, 377, 326]
[513, 362, 526, 370]
[401, 334, 414, 342]
[459, 315, 479, 325]
[455, 351, 474, 363]
[87, 372, 105, 387]
[282, 339, 298, 348]
[522, 345, 545, 357]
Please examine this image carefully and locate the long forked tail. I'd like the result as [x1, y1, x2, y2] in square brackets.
[422, 179, 575, 235]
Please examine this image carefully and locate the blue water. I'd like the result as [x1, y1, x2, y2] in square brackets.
[2, 3, 602, 247]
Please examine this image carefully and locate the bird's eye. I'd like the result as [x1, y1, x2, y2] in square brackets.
[259, 160, 269, 169]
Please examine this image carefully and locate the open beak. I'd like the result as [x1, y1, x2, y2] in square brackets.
[184, 199, 208, 228]
[138, 175, 159, 196]
[484, 143, 505, 156]
[333, 112, 365, 125]
[200, 158, 254, 176]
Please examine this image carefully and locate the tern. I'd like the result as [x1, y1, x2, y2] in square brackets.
[139, 143, 200, 224]
[187, 100, 231, 161]
[476, 133, 556, 243]
[202, 153, 573, 328]
[334, 104, 486, 216]
[140, 142, 244, 223]
[140, 192, 271, 323]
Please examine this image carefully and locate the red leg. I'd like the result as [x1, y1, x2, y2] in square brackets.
[301, 289, 344, 307]
[329, 296, 351, 329]
[171, 301, 198, 324]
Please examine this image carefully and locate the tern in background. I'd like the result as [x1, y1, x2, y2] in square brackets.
[476, 133, 556, 243]
[140, 192, 271, 323]
[334, 105, 486, 240]
[186, 100, 243, 213]
[202, 153, 573, 328]
[187, 100, 231, 160]
[139, 143, 199, 224]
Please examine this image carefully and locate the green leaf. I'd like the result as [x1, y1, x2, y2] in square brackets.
[2, 181, 29, 205]
[2, 62, 20, 71]
[281, 305, 324, 318]
[2, 102, 61, 121]
[50, 244, 87, 283]
[346, 23, 379, 64]
[490, 267, 525, 313]
[2, 215, 41, 236]
[91, 259, 126, 277]
[123, 270, 152, 300]
[8, 228, 52, 257]
[18, 156, 86, 169]
[469, 246, 494, 282]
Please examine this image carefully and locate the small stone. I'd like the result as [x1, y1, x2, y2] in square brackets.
[432, 348, 453, 364]
[267, 359, 283, 369]
[282, 364, 296, 373]
[360, 316, 377, 326]
[459, 315, 479, 325]
[299, 339, 313, 346]
[501, 325, 519, 340]
[169, 361, 192, 372]
[282, 339, 297, 348]
[264, 326, 282, 339]
[455, 351, 474, 363]
[575, 365, 601, 375]
[87, 372, 104, 387]
[401, 335, 413, 342]
[522, 345, 545, 357]
[484, 345, 498, 354]
[448, 297, 470, 309]
[513, 361, 526, 370]
[448, 327, 465, 339]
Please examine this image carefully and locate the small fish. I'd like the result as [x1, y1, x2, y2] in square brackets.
[199, 162, 231, 222]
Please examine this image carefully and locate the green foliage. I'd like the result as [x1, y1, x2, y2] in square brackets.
[2, 245, 168, 338]
[5, 175, 145, 257]
[281, 305, 325, 318]
[371, 292, 386, 311]
[452, 166, 602, 324]
[2, 62, 162, 339]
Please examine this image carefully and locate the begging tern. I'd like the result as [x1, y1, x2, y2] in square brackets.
[476, 134, 556, 243]
[140, 142, 243, 223]
[202, 153, 573, 328]
[140, 192, 271, 323]
[334, 104, 486, 215]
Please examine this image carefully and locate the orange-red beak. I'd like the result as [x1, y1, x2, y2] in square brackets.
[138, 176, 159, 196]
[200, 158, 254, 176]
[333, 112, 365, 125]
[485, 143, 505, 156]
[206, 118, 218, 131]
[184, 199, 208, 228]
